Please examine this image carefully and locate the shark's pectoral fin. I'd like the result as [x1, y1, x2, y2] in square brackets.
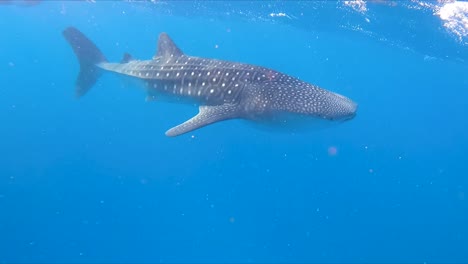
[165, 103, 240, 137]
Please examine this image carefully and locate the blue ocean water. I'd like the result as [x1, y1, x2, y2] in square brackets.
[1, 0, 467, 263]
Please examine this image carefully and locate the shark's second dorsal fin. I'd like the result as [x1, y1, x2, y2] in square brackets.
[120, 53, 134, 63]
[155, 32, 184, 59]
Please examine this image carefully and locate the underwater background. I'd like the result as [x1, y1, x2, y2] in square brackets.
[0, 0, 467, 263]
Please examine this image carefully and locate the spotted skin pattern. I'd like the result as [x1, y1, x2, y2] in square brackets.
[64, 27, 357, 137]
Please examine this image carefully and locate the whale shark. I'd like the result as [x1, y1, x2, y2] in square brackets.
[63, 26, 357, 137]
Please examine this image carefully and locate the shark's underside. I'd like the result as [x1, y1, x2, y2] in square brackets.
[63, 26, 357, 137]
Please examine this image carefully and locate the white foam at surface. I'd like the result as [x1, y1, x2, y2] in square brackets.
[436, 1, 468, 44]
[343, 0, 368, 13]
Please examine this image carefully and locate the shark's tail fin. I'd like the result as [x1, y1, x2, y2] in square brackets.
[62, 26, 107, 97]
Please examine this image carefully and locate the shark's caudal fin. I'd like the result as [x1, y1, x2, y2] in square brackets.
[62, 27, 107, 97]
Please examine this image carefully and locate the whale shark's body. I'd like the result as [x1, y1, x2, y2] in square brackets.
[63, 27, 357, 137]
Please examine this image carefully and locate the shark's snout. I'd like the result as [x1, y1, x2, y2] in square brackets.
[323, 91, 358, 121]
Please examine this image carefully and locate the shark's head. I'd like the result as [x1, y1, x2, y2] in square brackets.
[319, 91, 358, 122]
[242, 77, 358, 126]
[267, 83, 358, 123]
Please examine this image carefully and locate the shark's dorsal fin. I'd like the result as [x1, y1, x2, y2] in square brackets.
[120, 52, 134, 63]
[165, 104, 239, 137]
[155, 32, 184, 59]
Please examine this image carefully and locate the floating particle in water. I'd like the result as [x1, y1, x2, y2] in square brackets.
[269, 12, 290, 18]
[214, 44, 219, 49]
[369, 168, 374, 173]
[327, 146, 338, 156]
[8, 62, 14, 67]
[60, 3, 66, 15]
[226, 28, 231, 33]
[229, 217, 235, 223]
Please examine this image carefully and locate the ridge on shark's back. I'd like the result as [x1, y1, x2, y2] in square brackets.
[62, 26, 357, 137]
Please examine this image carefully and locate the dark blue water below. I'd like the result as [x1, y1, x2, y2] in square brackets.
[0, 1, 467, 263]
